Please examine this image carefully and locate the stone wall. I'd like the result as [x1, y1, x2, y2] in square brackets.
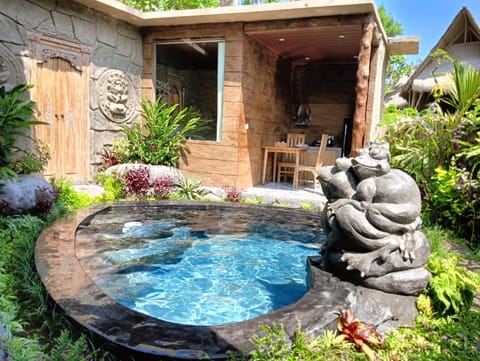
[0, 0, 143, 180]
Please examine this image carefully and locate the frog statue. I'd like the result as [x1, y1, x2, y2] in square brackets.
[318, 141, 431, 295]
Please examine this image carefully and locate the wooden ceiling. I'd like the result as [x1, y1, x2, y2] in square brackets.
[246, 22, 363, 66]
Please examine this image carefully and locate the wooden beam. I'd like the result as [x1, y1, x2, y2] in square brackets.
[351, 22, 374, 154]
[244, 14, 366, 34]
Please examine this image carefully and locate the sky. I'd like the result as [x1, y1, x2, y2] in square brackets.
[375, 0, 480, 63]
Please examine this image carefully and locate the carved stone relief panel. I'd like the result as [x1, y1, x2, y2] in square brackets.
[96, 69, 137, 123]
[0, 43, 25, 90]
[28, 31, 91, 72]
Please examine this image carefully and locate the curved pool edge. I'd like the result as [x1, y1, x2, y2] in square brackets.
[34, 201, 417, 360]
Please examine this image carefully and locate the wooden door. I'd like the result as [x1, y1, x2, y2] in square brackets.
[33, 57, 89, 182]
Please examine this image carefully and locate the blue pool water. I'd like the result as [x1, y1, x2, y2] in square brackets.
[78, 205, 325, 326]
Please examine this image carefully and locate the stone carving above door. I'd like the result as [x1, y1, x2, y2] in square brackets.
[97, 69, 137, 123]
[0, 43, 25, 90]
[28, 31, 91, 72]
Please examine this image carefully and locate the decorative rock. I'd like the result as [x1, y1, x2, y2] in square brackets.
[0, 175, 55, 215]
[104, 164, 184, 184]
[72, 184, 105, 198]
[318, 142, 431, 295]
[362, 268, 432, 296]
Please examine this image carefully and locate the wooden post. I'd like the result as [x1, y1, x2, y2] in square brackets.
[351, 22, 374, 155]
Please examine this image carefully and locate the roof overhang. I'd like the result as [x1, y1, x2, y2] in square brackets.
[74, 0, 381, 29]
[387, 36, 420, 55]
[73, 0, 416, 65]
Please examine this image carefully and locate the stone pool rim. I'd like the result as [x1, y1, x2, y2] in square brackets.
[35, 201, 417, 360]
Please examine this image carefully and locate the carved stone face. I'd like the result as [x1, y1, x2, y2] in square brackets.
[351, 142, 391, 180]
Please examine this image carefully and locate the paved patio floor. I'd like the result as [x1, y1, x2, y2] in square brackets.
[241, 182, 327, 209]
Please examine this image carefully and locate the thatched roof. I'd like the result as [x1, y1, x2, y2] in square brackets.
[400, 7, 480, 99]
[411, 75, 453, 93]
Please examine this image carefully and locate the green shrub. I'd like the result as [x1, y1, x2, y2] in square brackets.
[53, 179, 94, 211]
[425, 165, 479, 243]
[426, 252, 479, 315]
[230, 323, 356, 361]
[110, 137, 131, 164]
[0, 215, 105, 360]
[382, 56, 480, 247]
[95, 173, 124, 201]
[0, 84, 48, 179]
[383, 107, 462, 192]
[120, 99, 202, 166]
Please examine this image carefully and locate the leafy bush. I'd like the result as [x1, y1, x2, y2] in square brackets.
[53, 179, 95, 211]
[383, 107, 463, 192]
[426, 253, 478, 315]
[0, 215, 105, 360]
[152, 175, 175, 199]
[110, 137, 131, 163]
[0, 84, 48, 179]
[97, 168, 176, 200]
[120, 99, 202, 166]
[426, 165, 479, 241]
[383, 55, 480, 247]
[95, 173, 124, 201]
[123, 165, 152, 197]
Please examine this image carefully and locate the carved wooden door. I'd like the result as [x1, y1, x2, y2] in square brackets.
[33, 57, 89, 182]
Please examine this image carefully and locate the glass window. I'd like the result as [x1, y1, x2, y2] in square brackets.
[155, 39, 225, 141]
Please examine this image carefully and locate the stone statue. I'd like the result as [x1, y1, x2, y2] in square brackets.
[318, 141, 431, 295]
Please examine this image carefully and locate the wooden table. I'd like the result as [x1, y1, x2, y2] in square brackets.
[261, 146, 307, 188]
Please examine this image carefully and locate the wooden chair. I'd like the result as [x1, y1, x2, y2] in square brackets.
[276, 133, 306, 183]
[298, 133, 329, 189]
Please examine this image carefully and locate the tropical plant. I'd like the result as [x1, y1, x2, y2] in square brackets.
[384, 53, 480, 245]
[336, 309, 383, 361]
[0, 214, 106, 361]
[121, 99, 202, 166]
[0, 84, 48, 179]
[98, 147, 119, 170]
[426, 165, 479, 242]
[436, 51, 480, 115]
[383, 107, 463, 193]
[173, 177, 204, 200]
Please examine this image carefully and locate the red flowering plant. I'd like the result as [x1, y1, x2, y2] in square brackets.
[123, 165, 151, 197]
[152, 175, 174, 199]
[336, 309, 383, 361]
[222, 185, 242, 202]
